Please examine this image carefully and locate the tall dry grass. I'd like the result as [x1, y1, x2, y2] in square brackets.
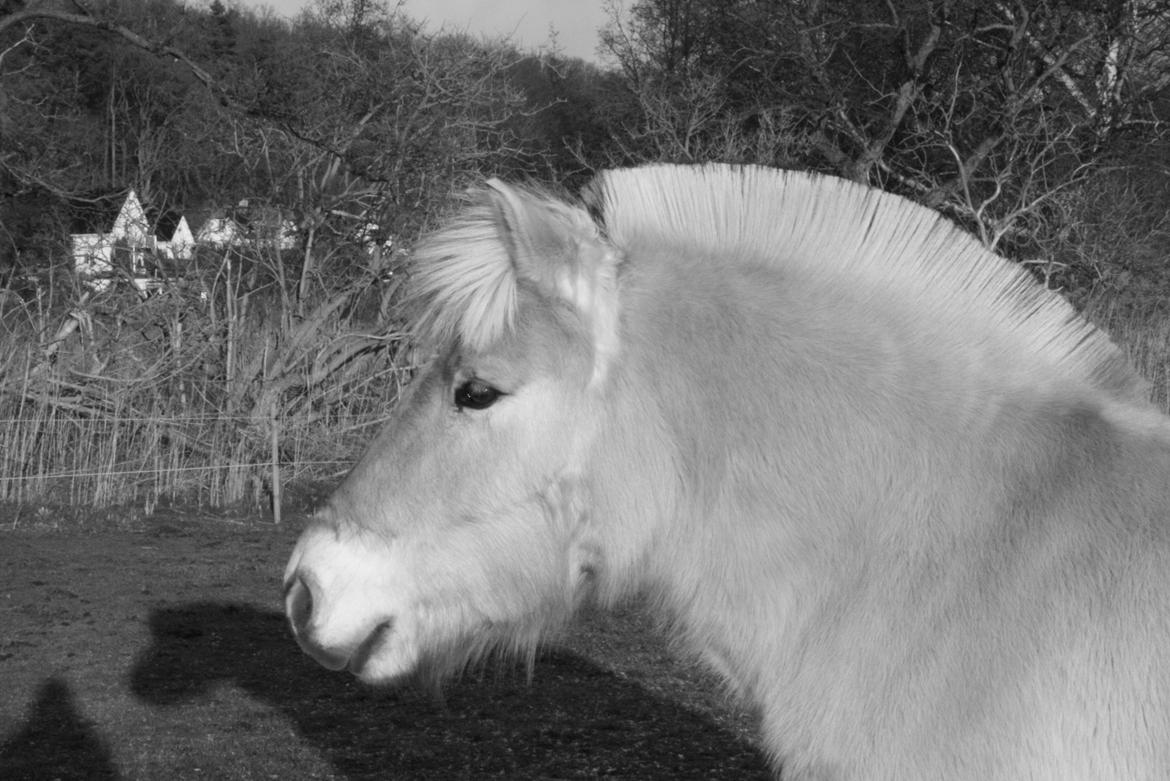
[1084, 299, 1170, 413]
[0, 246, 412, 511]
[2, 245, 1169, 513]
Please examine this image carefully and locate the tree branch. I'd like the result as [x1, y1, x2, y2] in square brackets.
[1, 7, 217, 94]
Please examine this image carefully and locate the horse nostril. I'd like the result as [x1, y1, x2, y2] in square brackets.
[285, 574, 314, 637]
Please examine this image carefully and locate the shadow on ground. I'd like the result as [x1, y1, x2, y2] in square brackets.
[0, 678, 119, 780]
[128, 602, 772, 779]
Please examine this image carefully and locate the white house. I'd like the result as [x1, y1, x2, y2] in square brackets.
[69, 189, 198, 292]
[195, 214, 247, 248]
[194, 202, 298, 252]
[70, 192, 305, 292]
[70, 190, 154, 291]
[237, 200, 298, 251]
[156, 213, 196, 261]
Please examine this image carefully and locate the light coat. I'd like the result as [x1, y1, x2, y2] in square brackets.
[286, 164, 1170, 779]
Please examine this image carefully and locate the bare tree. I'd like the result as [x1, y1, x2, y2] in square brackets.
[0, 0, 215, 86]
[602, 0, 1170, 260]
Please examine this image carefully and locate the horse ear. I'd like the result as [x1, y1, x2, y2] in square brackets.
[484, 178, 617, 318]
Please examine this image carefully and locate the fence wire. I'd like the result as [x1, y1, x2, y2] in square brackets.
[0, 409, 387, 507]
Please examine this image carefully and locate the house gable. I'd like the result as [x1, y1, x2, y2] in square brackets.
[154, 210, 195, 260]
[70, 189, 160, 291]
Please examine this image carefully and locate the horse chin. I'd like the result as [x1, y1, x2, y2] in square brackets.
[327, 609, 429, 685]
[346, 605, 489, 686]
[347, 624, 422, 685]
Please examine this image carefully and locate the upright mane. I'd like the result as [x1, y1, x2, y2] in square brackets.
[411, 163, 1144, 400]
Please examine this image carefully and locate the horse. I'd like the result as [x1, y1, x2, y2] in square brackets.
[283, 163, 1170, 779]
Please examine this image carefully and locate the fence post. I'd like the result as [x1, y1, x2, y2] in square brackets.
[270, 403, 282, 525]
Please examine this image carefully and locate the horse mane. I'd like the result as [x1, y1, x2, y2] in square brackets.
[588, 164, 1144, 400]
[408, 193, 521, 352]
[410, 163, 1144, 400]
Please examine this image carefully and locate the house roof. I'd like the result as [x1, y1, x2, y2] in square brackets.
[183, 207, 229, 234]
[150, 209, 187, 242]
[68, 191, 299, 249]
[66, 189, 190, 242]
[66, 190, 133, 234]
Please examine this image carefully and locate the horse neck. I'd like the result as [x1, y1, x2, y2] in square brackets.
[592, 244, 1106, 643]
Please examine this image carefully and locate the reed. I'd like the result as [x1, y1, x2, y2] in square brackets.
[0, 246, 412, 511]
[1084, 298, 1170, 413]
[3, 249, 1168, 512]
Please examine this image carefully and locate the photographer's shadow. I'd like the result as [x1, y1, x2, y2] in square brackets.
[0, 678, 118, 780]
[129, 602, 771, 779]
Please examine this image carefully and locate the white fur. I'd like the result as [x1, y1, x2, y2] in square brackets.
[287, 164, 1170, 779]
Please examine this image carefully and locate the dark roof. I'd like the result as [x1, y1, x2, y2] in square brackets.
[150, 209, 186, 242]
[66, 190, 133, 234]
[66, 190, 188, 241]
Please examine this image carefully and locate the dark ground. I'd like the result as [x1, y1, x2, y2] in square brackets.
[0, 505, 772, 779]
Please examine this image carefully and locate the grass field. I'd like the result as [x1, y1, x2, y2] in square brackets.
[0, 506, 770, 780]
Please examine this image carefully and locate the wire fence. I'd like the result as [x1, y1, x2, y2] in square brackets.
[0, 460, 354, 483]
[0, 405, 397, 513]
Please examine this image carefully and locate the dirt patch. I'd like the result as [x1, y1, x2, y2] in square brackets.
[0, 508, 771, 779]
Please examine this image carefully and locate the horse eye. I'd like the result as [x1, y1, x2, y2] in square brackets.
[454, 379, 503, 410]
